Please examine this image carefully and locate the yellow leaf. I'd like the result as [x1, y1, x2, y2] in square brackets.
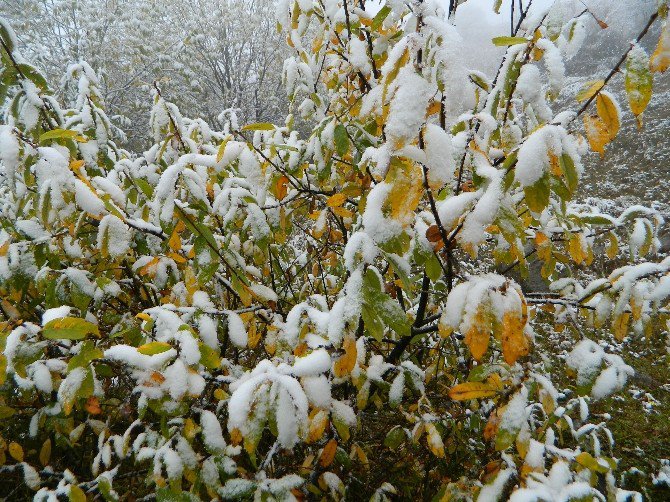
[8, 442, 23, 462]
[247, 320, 261, 349]
[307, 410, 329, 443]
[69, 485, 87, 502]
[319, 438, 338, 467]
[464, 306, 491, 361]
[583, 114, 609, 158]
[425, 100, 441, 117]
[331, 206, 354, 218]
[39, 438, 51, 467]
[501, 311, 529, 365]
[0, 240, 9, 257]
[425, 423, 445, 458]
[386, 159, 423, 223]
[168, 226, 182, 252]
[650, 23, 670, 72]
[352, 444, 369, 469]
[138, 341, 172, 355]
[612, 312, 630, 341]
[327, 193, 347, 207]
[168, 252, 186, 264]
[69, 159, 85, 172]
[333, 336, 357, 377]
[568, 233, 587, 265]
[606, 232, 619, 260]
[596, 93, 620, 141]
[230, 428, 243, 446]
[448, 381, 499, 401]
[576, 80, 605, 102]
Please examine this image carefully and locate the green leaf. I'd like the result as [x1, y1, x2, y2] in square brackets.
[580, 214, 614, 226]
[43, 317, 99, 340]
[362, 268, 410, 337]
[524, 173, 550, 213]
[425, 253, 442, 282]
[199, 342, 221, 370]
[0, 405, 15, 419]
[371, 5, 392, 31]
[383, 426, 405, 450]
[39, 128, 86, 143]
[560, 154, 578, 194]
[362, 303, 384, 342]
[67, 340, 103, 371]
[242, 122, 275, 131]
[469, 73, 490, 92]
[492, 36, 528, 47]
[625, 46, 653, 119]
[495, 427, 517, 451]
[334, 124, 349, 157]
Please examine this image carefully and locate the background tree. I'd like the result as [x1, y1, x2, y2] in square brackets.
[1, 0, 288, 147]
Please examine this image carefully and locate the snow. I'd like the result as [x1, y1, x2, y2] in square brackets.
[97, 215, 131, 258]
[653, 459, 670, 487]
[500, 385, 528, 432]
[291, 349, 331, 377]
[423, 124, 454, 189]
[514, 125, 581, 187]
[591, 357, 634, 400]
[362, 183, 402, 243]
[200, 410, 227, 454]
[389, 372, 404, 406]
[103, 345, 177, 370]
[302, 375, 332, 409]
[349, 37, 370, 73]
[74, 179, 106, 216]
[42, 306, 72, 325]
[227, 311, 248, 348]
[536, 38, 565, 94]
[385, 67, 432, 146]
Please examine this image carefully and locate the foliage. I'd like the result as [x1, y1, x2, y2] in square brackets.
[0, 0, 670, 500]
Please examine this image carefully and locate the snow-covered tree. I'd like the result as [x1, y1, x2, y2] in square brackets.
[2, 0, 287, 147]
[0, 0, 669, 499]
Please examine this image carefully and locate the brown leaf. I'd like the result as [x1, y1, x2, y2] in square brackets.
[425, 225, 442, 243]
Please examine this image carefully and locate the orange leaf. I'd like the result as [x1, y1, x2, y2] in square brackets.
[276, 175, 290, 201]
[85, 396, 102, 415]
[501, 311, 529, 365]
[464, 306, 491, 361]
[319, 438, 338, 467]
[583, 114, 609, 158]
[333, 336, 357, 377]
